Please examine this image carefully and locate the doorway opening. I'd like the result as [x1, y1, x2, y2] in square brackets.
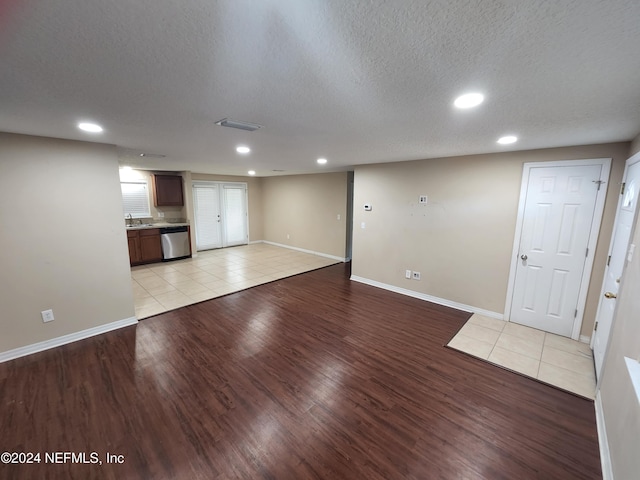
[505, 159, 611, 339]
[592, 151, 640, 378]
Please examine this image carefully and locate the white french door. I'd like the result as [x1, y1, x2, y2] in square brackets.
[592, 152, 640, 378]
[507, 159, 610, 338]
[222, 185, 248, 247]
[192, 182, 248, 251]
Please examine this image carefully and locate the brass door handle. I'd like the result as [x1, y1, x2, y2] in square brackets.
[604, 292, 617, 299]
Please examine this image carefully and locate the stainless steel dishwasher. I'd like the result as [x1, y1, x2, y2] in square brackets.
[160, 226, 191, 261]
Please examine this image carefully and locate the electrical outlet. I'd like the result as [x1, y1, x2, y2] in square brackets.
[405, 269, 412, 279]
[412, 271, 421, 280]
[287, 234, 290, 239]
[419, 195, 428, 204]
[157, 211, 165, 218]
[337, 214, 341, 220]
[41, 309, 55, 323]
[361, 222, 366, 229]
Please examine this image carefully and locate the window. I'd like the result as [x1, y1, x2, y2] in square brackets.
[121, 181, 150, 218]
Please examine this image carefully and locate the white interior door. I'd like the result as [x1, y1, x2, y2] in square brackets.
[592, 154, 640, 378]
[510, 163, 605, 337]
[193, 184, 222, 251]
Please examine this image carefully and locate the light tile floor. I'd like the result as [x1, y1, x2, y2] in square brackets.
[131, 243, 338, 320]
[448, 314, 596, 399]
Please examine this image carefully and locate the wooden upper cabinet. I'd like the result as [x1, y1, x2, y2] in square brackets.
[152, 174, 184, 207]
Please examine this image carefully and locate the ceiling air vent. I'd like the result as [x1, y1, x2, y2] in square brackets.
[215, 118, 263, 132]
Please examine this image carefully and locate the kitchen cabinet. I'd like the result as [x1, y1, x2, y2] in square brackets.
[127, 228, 163, 265]
[152, 174, 184, 207]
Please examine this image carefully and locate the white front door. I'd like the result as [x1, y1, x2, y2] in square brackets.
[510, 162, 607, 337]
[192, 181, 249, 251]
[222, 185, 248, 247]
[193, 183, 222, 251]
[592, 153, 640, 378]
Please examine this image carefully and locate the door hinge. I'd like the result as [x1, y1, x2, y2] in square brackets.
[585, 247, 589, 257]
[621, 182, 626, 195]
[574, 309, 578, 318]
[594, 321, 599, 332]
[607, 255, 611, 266]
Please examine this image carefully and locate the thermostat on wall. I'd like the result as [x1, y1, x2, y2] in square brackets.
[364, 204, 372, 211]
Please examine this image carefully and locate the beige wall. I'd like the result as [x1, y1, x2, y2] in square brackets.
[599, 179, 640, 479]
[190, 173, 263, 243]
[0, 133, 135, 354]
[261, 172, 348, 259]
[352, 142, 629, 337]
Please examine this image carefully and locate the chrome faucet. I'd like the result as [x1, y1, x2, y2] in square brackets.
[126, 213, 133, 226]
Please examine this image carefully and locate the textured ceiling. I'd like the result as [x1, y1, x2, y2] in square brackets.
[1, 0, 639, 176]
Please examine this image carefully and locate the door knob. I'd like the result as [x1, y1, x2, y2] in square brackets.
[520, 254, 528, 261]
[604, 292, 617, 299]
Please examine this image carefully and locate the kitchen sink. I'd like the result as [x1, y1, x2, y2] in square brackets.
[126, 223, 154, 228]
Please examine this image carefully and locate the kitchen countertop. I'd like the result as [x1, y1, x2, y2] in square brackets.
[125, 222, 190, 230]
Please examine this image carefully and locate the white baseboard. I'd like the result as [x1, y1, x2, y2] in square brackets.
[261, 240, 347, 263]
[349, 275, 503, 320]
[580, 334, 591, 344]
[0, 316, 138, 363]
[595, 391, 614, 480]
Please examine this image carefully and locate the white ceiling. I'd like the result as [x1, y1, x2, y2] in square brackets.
[1, 0, 639, 176]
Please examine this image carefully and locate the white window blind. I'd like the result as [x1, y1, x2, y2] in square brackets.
[223, 186, 247, 245]
[121, 181, 150, 218]
[193, 184, 221, 250]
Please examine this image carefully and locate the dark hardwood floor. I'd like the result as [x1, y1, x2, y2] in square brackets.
[0, 263, 601, 479]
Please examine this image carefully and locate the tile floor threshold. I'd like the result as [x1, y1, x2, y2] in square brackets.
[447, 314, 596, 399]
[131, 243, 339, 320]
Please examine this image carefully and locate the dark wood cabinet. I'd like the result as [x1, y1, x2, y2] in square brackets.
[152, 174, 184, 207]
[127, 232, 141, 264]
[127, 228, 163, 265]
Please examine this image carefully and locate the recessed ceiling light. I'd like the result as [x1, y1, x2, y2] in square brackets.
[317, 158, 328, 164]
[77, 122, 103, 133]
[236, 146, 251, 154]
[497, 135, 518, 144]
[453, 93, 484, 109]
[248, 170, 256, 175]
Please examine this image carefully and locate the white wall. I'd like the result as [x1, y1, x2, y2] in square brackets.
[0, 133, 135, 356]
